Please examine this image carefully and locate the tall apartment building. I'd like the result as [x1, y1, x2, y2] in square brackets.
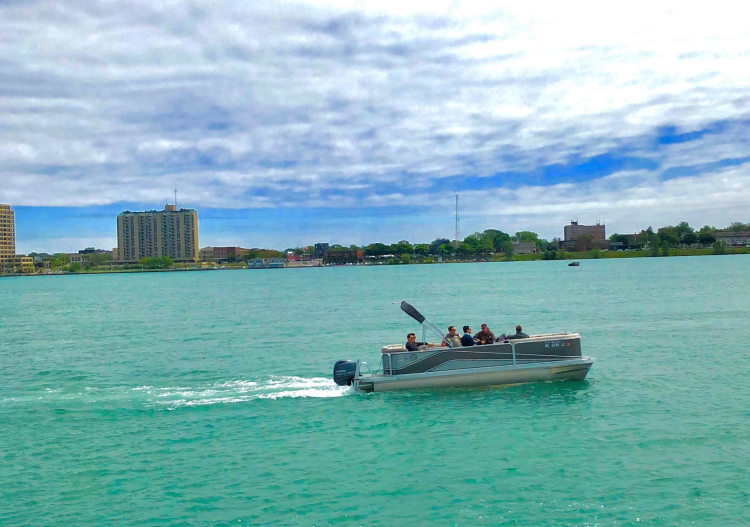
[0, 204, 16, 263]
[562, 220, 606, 250]
[115, 204, 199, 263]
[564, 220, 606, 242]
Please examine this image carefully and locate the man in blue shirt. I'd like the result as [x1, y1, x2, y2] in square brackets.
[460, 326, 476, 347]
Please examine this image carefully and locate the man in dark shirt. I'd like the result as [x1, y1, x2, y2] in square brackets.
[405, 333, 435, 352]
[460, 326, 476, 347]
[507, 325, 529, 340]
[473, 324, 496, 345]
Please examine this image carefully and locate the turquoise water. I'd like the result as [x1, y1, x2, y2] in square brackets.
[1, 256, 749, 525]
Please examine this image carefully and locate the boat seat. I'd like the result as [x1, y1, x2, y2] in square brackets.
[382, 344, 407, 353]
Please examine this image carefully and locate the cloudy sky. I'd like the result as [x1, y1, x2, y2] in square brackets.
[2, 0, 749, 253]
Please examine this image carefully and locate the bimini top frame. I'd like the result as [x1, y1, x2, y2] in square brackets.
[399, 301, 451, 347]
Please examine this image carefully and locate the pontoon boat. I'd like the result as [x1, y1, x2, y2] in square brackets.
[333, 302, 594, 392]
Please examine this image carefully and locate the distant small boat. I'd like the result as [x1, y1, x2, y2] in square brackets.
[568, 261, 580, 266]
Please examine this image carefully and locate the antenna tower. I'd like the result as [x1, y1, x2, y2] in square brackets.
[174, 186, 178, 209]
[454, 193, 460, 248]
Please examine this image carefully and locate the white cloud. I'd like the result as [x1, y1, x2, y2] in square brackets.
[1, 0, 749, 236]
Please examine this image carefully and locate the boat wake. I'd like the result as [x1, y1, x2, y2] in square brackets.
[139, 376, 354, 409]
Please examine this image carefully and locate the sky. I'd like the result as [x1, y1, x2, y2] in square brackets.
[1, 0, 749, 253]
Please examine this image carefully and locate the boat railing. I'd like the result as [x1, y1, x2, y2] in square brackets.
[353, 360, 374, 389]
[382, 353, 392, 375]
[380, 334, 584, 375]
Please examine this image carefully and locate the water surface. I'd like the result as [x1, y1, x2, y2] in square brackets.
[1, 256, 749, 525]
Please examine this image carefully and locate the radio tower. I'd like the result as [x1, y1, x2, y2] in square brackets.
[454, 193, 460, 248]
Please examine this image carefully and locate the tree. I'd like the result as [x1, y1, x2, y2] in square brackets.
[650, 235, 661, 257]
[430, 238, 452, 254]
[657, 226, 679, 247]
[255, 249, 284, 259]
[89, 253, 111, 267]
[635, 230, 650, 247]
[390, 242, 413, 256]
[681, 232, 697, 246]
[609, 234, 630, 248]
[400, 253, 411, 264]
[462, 235, 480, 252]
[414, 244, 429, 256]
[514, 231, 539, 243]
[501, 241, 514, 260]
[476, 237, 494, 254]
[542, 250, 556, 260]
[576, 234, 594, 251]
[491, 232, 511, 252]
[713, 241, 727, 255]
[69, 262, 82, 272]
[365, 243, 390, 257]
[697, 226, 716, 245]
[141, 256, 173, 269]
[456, 243, 472, 256]
[436, 245, 450, 257]
[675, 221, 694, 238]
[661, 239, 670, 256]
[728, 222, 750, 232]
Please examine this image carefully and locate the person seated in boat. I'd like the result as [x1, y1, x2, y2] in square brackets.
[405, 333, 436, 352]
[460, 326, 476, 347]
[506, 325, 529, 340]
[473, 323, 496, 345]
[441, 326, 462, 347]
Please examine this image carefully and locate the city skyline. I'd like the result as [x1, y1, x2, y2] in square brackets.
[2, 3, 750, 253]
[7, 199, 747, 256]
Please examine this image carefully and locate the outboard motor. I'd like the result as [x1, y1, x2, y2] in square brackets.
[333, 360, 357, 386]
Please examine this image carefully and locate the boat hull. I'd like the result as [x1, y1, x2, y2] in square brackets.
[356, 358, 593, 393]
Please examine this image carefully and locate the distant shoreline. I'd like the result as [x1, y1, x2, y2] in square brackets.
[3, 248, 748, 278]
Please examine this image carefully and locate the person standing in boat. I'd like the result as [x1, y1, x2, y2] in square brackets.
[473, 324, 496, 345]
[405, 333, 436, 352]
[460, 326, 476, 347]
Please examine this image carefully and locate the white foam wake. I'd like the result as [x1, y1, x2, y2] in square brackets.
[139, 376, 354, 409]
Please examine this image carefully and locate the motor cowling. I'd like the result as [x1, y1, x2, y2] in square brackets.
[333, 360, 357, 386]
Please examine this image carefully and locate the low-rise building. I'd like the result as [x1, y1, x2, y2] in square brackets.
[287, 258, 323, 268]
[213, 246, 250, 262]
[325, 249, 363, 264]
[13, 255, 34, 273]
[248, 258, 286, 269]
[513, 242, 537, 254]
[716, 230, 750, 246]
[199, 247, 214, 261]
